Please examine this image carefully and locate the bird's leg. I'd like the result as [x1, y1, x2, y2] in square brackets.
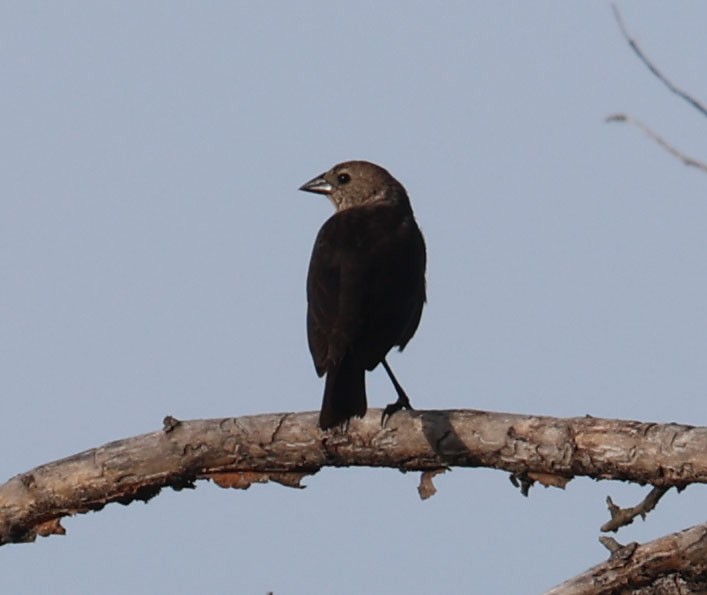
[381, 358, 414, 426]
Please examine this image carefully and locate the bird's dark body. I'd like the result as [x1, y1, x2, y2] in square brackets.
[301, 161, 426, 429]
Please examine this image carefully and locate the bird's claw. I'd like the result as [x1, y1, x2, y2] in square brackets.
[381, 398, 414, 427]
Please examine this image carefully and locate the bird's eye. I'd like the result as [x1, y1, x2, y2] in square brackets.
[337, 173, 351, 184]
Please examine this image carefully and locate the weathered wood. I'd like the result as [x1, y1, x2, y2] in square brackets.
[1, 408, 706, 547]
[546, 524, 707, 594]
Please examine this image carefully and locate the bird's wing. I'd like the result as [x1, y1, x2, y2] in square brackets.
[306, 213, 365, 376]
[396, 221, 427, 350]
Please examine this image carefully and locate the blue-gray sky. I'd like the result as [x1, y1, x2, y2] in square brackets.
[2, 2, 707, 593]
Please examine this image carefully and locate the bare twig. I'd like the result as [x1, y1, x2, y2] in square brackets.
[612, 4, 707, 118]
[601, 486, 671, 533]
[606, 113, 707, 173]
[598, 535, 625, 554]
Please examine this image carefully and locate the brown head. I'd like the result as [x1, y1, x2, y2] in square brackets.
[299, 160, 409, 212]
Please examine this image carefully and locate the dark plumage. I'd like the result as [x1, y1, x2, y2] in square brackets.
[299, 160, 426, 429]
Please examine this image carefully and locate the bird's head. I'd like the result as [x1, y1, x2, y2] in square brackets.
[299, 160, 408, 212]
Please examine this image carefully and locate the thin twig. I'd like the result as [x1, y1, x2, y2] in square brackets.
[612, 3, 707, 118]
[601, 486, 671, 533]
[606, 113, 707, 173]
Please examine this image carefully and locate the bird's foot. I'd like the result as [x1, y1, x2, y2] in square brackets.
[381, 397, 414, 427]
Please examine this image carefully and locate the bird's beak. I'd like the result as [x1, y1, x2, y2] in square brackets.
[299, 174, 333, 195]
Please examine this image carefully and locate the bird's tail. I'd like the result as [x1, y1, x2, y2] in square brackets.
[319, 357, 367, 430]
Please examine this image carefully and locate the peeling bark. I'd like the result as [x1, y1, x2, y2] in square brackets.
[2, 408, 706, 547]
[545, 524, 707, 594]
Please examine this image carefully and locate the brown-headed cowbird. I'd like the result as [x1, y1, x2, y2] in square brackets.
[299, 160, 426, 429]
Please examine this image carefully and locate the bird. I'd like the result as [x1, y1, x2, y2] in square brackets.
[299, 160, 426, 430]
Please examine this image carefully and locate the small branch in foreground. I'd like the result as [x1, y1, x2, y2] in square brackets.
[611, 3, 707, 118]
[606, 113, 707, 173]
[546, 523, 707, 595]
[598, 535, 634, 555]
[601, 486, 671, 533]
[1, 409, 706, 546]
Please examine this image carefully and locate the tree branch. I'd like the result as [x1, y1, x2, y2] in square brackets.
[606, 113, 707, 173]
[608, 6, 707, 174]
[601, 486, 671, 533]
[2, 409, 706, 547]
[611, 4, 707, 118]
[546, 523, 707, 594]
